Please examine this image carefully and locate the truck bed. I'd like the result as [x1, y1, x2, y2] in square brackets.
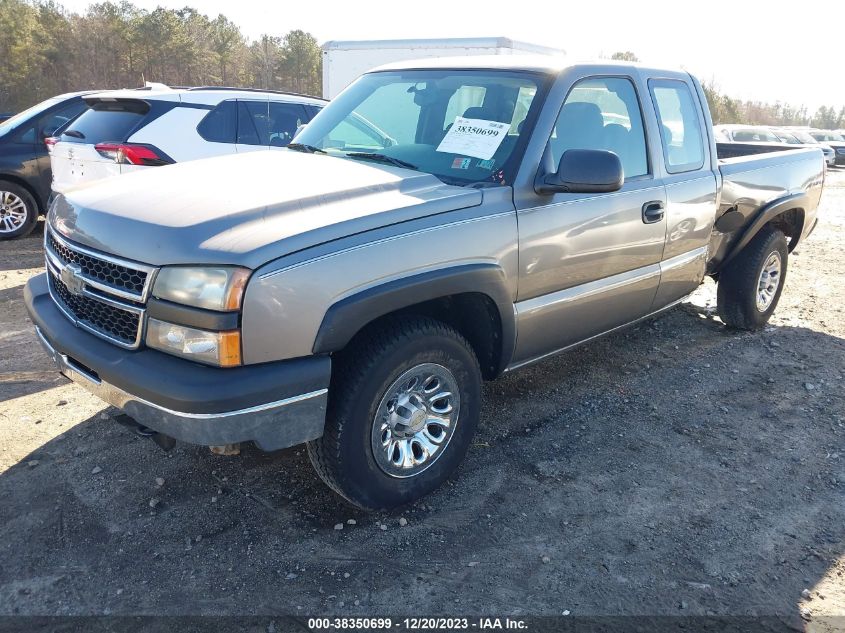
[708, 145, 825, 269]
[716, 141, 803, 160]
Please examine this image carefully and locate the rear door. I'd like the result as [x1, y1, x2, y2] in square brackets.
[647, 77, 718, 308]
[50, 99, 150, 194]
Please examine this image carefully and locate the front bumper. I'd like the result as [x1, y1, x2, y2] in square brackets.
[25, 273, 330, 451]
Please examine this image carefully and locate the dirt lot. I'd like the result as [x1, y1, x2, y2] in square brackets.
[1, 171, 844, 628]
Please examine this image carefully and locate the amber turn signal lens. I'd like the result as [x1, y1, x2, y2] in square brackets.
[223, 268, 250, 311]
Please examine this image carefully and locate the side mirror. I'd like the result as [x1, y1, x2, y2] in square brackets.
[536, 149, 624, 195]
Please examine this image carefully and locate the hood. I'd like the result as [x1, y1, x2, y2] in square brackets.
[50, 150, 482, 268]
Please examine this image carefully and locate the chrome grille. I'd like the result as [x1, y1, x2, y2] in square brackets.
[49, 271, 142, 347]
[44, 226, 156, 349]
[48, 231, 148, 296]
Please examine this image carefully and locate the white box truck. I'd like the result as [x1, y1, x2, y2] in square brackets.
[321, 37, 564, 99]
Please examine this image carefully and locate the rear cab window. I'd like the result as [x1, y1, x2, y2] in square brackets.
[649, 79, 705, 173]
[60, 100, 149, 144]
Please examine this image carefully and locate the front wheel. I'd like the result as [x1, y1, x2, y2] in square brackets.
[0, 182, 38, 240]
[307, 317, 482, 510]
[717, 225, 788, 330]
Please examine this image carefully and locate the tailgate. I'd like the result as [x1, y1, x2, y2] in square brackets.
[51, 141, 122, 194]
[50, 98, 152, 193]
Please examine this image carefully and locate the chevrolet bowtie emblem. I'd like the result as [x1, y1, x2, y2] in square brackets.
[61, 263, 85, 296]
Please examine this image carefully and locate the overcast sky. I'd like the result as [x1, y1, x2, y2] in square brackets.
[60, 0, 845, 110]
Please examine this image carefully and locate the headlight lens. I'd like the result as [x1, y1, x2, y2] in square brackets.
[152, 266, 250, 311]
[146, 318, 241, 367]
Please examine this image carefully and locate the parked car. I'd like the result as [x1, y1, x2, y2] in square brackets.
[808, 129, 845, 165]
[714, 124, 835, 167]
[0, 112, 15, 123]
[0, 92, 91, 239]
[770, 128, 836, 167]
[713, 124, 782, 143]
[26, 58, 824, 510]
[49, 87, 327, 195]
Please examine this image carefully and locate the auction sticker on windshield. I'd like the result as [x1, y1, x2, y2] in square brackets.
[437, 117, 511, 160]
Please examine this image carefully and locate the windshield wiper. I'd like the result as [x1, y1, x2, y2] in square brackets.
[286, 142, 325, 154]
[63, 129, 85, 139]
[345, 152, 418, 171]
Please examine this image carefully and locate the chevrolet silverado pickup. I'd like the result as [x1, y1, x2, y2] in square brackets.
[25, 57, 824, 510]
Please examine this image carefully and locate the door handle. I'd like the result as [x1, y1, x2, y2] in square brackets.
[642, 201, 665, 224]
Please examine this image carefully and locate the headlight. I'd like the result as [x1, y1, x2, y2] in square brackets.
[152, 266, 250, 311]
[146, 318, 241, 367]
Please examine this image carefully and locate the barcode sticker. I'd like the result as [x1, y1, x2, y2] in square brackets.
[437, 117, 511, 160]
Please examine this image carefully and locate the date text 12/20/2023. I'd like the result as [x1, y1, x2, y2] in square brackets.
[307, 617, 529, 630]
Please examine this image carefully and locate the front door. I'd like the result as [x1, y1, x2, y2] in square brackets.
[512, 75, 666, 366]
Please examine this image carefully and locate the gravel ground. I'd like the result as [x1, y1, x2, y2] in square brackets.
[1, 171, 844, 628]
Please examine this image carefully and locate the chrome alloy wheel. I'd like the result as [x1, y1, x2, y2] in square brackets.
[0, 190, 27, 234]
[371, 363, 460, 478]
[756, 251, 782, 312]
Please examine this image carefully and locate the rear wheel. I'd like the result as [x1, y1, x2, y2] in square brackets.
[717, 225, 788, 330]
[307, 316, 482, 510]
[0, 182, 38, 240]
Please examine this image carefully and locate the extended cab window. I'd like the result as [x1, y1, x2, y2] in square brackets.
[649, 80, 705, 173]
[550, 77, 648, 179]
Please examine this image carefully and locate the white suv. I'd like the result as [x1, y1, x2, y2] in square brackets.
[49, 86, 326, 194]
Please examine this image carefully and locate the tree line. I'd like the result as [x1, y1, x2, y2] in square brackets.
[1, 9, 842, 131]
[0, 0, 322, 112]
[610, 52, 844, 130]
[702, 81, 845, 129]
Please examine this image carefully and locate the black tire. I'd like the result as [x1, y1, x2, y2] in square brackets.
[307, 316, 482, 510]
[717, 225, 788, 330]
[0, 181, 38, 240]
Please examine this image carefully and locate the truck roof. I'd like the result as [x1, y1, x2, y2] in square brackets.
[369, 55, 688, 79]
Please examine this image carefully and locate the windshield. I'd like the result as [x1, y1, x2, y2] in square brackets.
[294, 70, 545, 186]
[792, 130, 819, 144]
[732, 128, 779, 143]
[0, 97, 64, 137]
[811, 131, 844, 142]
[772, 130, 802, 144]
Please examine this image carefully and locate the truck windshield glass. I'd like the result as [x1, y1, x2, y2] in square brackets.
[294, 70, 545, 186]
